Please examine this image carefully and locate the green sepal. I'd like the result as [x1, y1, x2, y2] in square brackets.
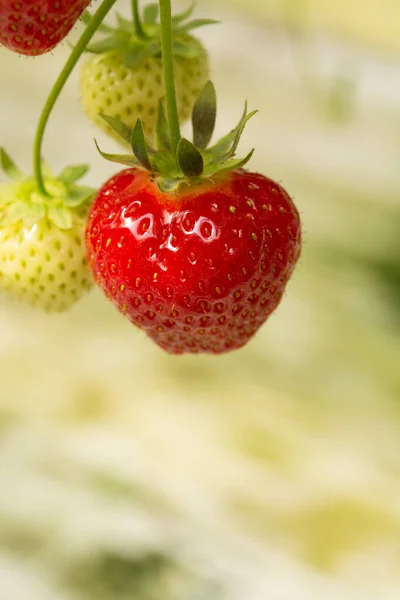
[143, 3, 159, 24]
[115, 13, 136, 33]
[0, 148, 25, 181]
[86, 36, 126, 54]
[95, 78, 256, 191]
[131, 119, 153, 171]
[0, 201, 45, 228]
[123, 45, 147, 69]
[59, 164, 89, 184]
[228, 110, 258, 159]
[100, 113, 133, 145]
[205, 104, 257, 165]
[81, 2, 216, 68]
[94, 140, 140, 168]
[205, 102, 248, 159]
[151, 150, 178, 175]
[172, 38, 203, 59]
[156, 101, 171, 151]
[175, 18, 220, 33]
[171, 2, 195, 24]
[147, 41, 163, 57]
[192, 80, 217, 149]
[0, 150, 95, 229]
[48, 205, 73, 230]
[64, 186, 95, 208]
[208, 149, 255, 177]
[177, 138, 204, 177]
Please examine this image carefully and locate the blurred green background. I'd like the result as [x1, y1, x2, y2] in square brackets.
[1, 0, 400, 598]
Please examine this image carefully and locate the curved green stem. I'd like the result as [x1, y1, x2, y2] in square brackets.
[132, 0, 148, 39]
[33, 0, 118, 196]
[159, 0, 181, 154]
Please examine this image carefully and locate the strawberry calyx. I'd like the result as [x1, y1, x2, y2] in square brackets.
[81, 2, 218, 65]
[95, 80, 257, 192]
[0, 149, 95, 230]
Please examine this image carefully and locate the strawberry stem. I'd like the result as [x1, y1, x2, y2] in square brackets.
[159, 0, 181, 154]
[33, 0, 118, 197]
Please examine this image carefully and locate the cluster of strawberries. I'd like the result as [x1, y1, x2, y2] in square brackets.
[0, 0, 301, 355]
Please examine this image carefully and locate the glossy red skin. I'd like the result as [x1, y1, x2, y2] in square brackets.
[86, 168, 301, 355]
[0, 0, 91, 56]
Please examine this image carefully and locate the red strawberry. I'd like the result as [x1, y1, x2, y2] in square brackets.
[85, 82, 302, 354]
[86, 168, 300, 354]
[0, 0, 91, 56]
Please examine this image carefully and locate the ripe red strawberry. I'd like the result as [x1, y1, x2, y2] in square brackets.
[86, 172, 301, 354]
[85, 83, 302, 354]
[0, 0, 91, 56]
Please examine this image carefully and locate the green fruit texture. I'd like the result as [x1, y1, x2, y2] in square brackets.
[0, 181, 93, 312]
[80, 36, 209, 144]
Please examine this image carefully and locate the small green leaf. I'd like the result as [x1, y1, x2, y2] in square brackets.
[172, 39, 202, 59]
[229, 110, 257, 158]
[48, 205, 73, 230]
[209, 149, 255, 176]
[177, 138, 204, 177]
[176, 18, 220, 32]
[131, 119, 153, 171]
[147, 41, 162, 56]
[0, 148, 24, 181]
[151, 150, 178, 175]
[123, 45, 147, 69]
[171, 2, 195, 24]
[94, 140, 140, 168]
[100, 114, 133, 145]
[206, 102, 247, 160]
[114, 29, 133, 47]
[192, 81, 217, 149]
[1, 201, 45, 227]
[64, 186, 95, 208]
[205, 103, 257, 165]
[59, 164, 89, 184]
[86, 36, 125, 54]
[115, 13, 135, 32]
[156, 101, 171, 151]
[143, 3, 159, 24]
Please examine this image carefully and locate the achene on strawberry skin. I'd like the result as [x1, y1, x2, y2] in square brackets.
[86, 168, 301, 355]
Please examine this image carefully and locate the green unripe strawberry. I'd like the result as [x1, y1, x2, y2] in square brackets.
[0, 151, 94, 312]
[79, 6, 214, 144]
[80, 38, 208, 144]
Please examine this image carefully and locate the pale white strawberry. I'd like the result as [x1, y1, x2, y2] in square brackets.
[80, 43, 209, 144]
[79, 4, 213, 144]
[0, 150, 94, 312]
